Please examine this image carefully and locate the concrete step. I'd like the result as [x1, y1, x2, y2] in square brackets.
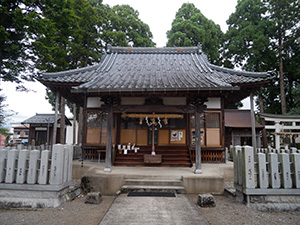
[124, 178, 183, 186]
[121, 185, 186, 194]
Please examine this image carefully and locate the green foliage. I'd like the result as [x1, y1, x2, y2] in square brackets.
[288, 84, 300, 115]
[97, 4, 155, 47]
[224, 0, 300, 114]
[0, 0, 41, 84]
[225, 0, 275, 71]
[166, 3, 223, 64]
[32, 0, 102, 72]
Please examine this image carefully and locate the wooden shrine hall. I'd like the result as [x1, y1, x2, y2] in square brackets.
[37, 45, 271, 173]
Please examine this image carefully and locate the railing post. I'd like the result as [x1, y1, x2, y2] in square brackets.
[39, 150, 50, 185]
[66, 145, 73, 182]
[268, 153, 280, 188]
[290, 153, 300, 188]
[27, 150, 40, 184]
[257, 153, 268, 188]
[50, 144, 65, 185]
[242, 146, 256, 188]
[0, 148, 8, 182]
[16, 149, 29, 184]
[233, 146, 241, 185]
[5, 149, 18, 183]
[278, 152, 292, 188]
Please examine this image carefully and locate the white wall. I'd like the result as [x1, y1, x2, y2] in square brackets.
[66, 119, 78, 145]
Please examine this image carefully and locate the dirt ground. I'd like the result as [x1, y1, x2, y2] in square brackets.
[188, 195, 300, 225]
[1, 194, 299, 225]
[0, 195, 116, 225]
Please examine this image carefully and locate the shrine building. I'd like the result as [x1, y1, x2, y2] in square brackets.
[37, 45, 271, 172]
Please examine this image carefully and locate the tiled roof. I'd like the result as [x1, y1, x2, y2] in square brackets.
[22, 114, 72, 126]
[38, 46, 271, 93]
[225, 110, 264, 129]
[40, 64, 101, 83]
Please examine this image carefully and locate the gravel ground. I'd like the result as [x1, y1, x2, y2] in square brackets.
[0, 195, 116, 225]
[188, 195, 300, 225]
[1, 194, 299, 225]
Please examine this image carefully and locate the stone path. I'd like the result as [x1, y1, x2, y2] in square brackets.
[99, 194, 209, 225]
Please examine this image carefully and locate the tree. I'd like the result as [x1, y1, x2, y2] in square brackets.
[288, 84, 300, 115]
[166, 3, 224, 64]
[35, 1, 155, 110]
[224, 0, 300, 114]
[225, 0, 275, 71]
[267, 0, 300, 114]
[0, 0, 42, 85]
[98, 4, 155, 47]
[33, 0, 101, 72]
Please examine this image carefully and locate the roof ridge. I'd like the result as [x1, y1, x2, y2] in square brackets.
[107, 46, 201, 54]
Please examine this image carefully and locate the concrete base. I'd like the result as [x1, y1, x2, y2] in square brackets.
[80, 174, 224, 195]
[75, 162, 229, 195]
[0, 187, 69, 208]
[194, 169, 202, 174]
[0, 182, 81, 208]
[183, 176, 224, 194]
[234, 188, 300, 211]
[81, 175, 125, 195]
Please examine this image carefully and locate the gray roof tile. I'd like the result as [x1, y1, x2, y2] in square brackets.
[38, 46, 271, 93]
[22, 114, 72, 126]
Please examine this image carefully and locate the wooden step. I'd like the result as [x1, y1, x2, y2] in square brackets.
[114, 146, 191, 167]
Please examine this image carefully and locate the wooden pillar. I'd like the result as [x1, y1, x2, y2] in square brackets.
[81, 93, 87, 166]
[116, 113, 121, 145]
[104, 104, 113, 172]
[60, 97, 65, 144]
[192, 96, 207, 174]
[78, 106, 83, 145]
[250, 93, 257, 150]
[194, 108, 202, 174]
[73, 103, 77, 145]
[53, 92, 60, 145]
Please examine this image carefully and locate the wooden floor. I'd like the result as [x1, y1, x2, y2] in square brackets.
[114, 146, 192, 167]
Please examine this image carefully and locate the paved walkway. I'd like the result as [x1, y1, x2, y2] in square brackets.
[99, 194, 209, 225]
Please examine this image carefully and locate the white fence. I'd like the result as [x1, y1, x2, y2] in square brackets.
[232, 146, 300, 195]
[0, 144, 73, 189]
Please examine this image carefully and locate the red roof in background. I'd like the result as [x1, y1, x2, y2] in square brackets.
[225, 109, 264, 129]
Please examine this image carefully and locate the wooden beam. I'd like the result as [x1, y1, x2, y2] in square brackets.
[112, 105, 194, 113]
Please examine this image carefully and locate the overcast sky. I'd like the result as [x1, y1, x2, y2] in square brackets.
[2, 0, 248, 126]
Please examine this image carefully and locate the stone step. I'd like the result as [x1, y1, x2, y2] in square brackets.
[124, 178, 183, 186]
[121, 185, 186, 194]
